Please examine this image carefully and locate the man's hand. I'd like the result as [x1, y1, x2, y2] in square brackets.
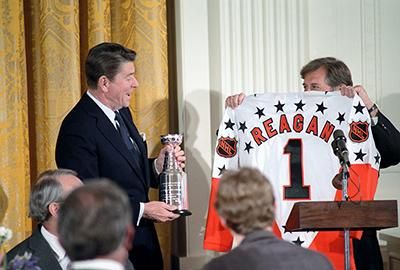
[143, 201, 180, 222]
[155, 145, 186, 173]
[338, 85, 377, 116]
[225, 93, 246, 109]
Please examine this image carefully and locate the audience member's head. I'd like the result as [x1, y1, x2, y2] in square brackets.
[29, 169, 82, 233]
[216, 167, 275, 235]
[58, 179, 134, 264]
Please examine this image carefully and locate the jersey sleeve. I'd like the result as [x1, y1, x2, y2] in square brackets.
[203, 107, 239, 251]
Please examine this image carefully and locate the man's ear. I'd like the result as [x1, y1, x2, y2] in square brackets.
[98, 75, 109, 91]
[48, 202, 60, 217]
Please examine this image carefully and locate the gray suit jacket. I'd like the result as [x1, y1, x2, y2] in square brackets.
[203, 230, 333, 270]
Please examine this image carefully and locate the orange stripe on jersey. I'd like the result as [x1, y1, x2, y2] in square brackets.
[309, 231, 356, 270]
[272, 221, 282, 238]
[334, 164, 379, 201]
[203, 177, 233, 251]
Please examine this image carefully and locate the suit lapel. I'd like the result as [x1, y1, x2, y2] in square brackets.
[80, 94, 148, 186]
[29, 228, 62, 270]
[119, 108, 151, 186]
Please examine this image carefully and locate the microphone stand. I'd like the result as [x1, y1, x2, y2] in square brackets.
[331, 130, 351, 270]
[341, 163, 350, 270]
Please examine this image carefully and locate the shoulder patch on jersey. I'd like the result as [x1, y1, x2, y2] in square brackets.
[349, 121, 369, 143]
[217, 137, 238, 158]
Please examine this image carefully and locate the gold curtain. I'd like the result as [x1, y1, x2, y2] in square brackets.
[129, 2, 171, 268]
[0, 0, 31, 250]
[0, 0, 171, 268]
[28, 0, 82, 176]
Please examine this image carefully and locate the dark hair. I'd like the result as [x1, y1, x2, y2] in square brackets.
[58, 179, 132, 261]
[29, 169, 78, 222]
[216, 167, 275, 235]
[85, 42, 136, 89]
[300, 57, 353, 87]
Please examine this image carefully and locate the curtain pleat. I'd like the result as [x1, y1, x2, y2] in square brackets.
[87, 0, 111, 46]
[28, 0, 81, 174]
[130, 1, 171, 268]
[0, 0, 31, 250]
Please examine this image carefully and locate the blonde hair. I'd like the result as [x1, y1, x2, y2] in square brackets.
[215, 167, 275, 235]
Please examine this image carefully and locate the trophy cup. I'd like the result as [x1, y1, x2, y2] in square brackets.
[159, 134, 191, 216]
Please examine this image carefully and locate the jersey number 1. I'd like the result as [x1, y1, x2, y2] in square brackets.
[283, 139, 310, 199]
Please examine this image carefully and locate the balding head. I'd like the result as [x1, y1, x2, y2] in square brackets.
[58, 179, 133, 262]
[29, 169, 82, 224]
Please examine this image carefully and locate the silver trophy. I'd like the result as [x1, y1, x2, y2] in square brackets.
[159, 134, 191, 216]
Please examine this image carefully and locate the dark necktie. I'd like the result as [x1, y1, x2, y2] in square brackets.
[114, 111, 140, 153]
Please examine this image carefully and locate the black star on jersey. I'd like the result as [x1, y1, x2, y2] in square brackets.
[353, 102, 365, 114]
[239, 121, 248, 132]
[354, 149, 367, 161]
[224, 119, 235, 130]
[274, 101, 285, 112]
[292, 237, 304, 246]
[316, 102, 327, 114]
[374, 153, 381, 164]
[255, 107, 265, 119]
[244, 141, 254, 153]
[336, 112, 346, 125]
[218, 165, 226, 176]
[294, 100, 306, 111]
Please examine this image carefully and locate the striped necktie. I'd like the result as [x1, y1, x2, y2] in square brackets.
[114, 111, 140, 153]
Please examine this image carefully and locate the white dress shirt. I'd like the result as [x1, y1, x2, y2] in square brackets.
[70, 258, 125, 270]
[41, 226, 70, 270]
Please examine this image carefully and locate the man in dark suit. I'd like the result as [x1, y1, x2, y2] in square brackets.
[203, 167, 333, 270]
[300, 57, 400, 270]
[226, 57, 400, 270]
[55, 42, 184, 270]
[6, 169, 83, 270]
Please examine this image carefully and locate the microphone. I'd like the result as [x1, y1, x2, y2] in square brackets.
[331, 129, 350, 167]
[331, 129, 351, 190]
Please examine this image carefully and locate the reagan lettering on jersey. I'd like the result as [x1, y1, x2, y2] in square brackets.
[250, 113, 335, 146]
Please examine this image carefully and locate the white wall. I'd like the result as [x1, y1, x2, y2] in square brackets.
[174, 0, 400, 268]
[371, 0, 400, 247]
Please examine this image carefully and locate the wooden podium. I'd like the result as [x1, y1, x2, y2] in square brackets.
[285, 200, 398, 269]
[286, 200, 398, 232]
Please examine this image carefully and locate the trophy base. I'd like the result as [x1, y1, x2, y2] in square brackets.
[173, 209, 192, 216]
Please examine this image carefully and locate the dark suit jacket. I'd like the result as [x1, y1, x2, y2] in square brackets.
[56, 93, 162, 270]
[6, 225, 135, 270]
[353, 111, 400, 270]
[203, 230, 333, 270]
[6, 227, 62, 270]
[56, 93, 157, 222]
[372, 111, 400, 168]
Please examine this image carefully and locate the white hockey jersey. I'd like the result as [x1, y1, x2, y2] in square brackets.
[204, 92, 380, 270]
